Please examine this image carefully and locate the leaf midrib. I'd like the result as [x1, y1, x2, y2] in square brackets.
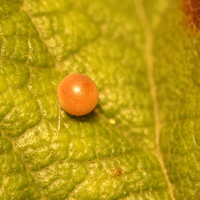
[134, 0, 176, 199]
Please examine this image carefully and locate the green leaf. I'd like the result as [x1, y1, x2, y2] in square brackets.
[0, 0, 199, 199]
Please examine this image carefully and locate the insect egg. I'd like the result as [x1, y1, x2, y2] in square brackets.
[57, 73, 99, 116]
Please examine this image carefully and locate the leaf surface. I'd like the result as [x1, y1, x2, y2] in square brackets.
[0, 0, 199, 199]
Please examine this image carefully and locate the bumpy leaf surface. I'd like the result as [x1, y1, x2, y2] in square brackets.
[0, 0, 199, 199]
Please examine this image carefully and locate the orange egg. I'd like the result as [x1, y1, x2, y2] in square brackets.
[57, 74, 99, 116]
